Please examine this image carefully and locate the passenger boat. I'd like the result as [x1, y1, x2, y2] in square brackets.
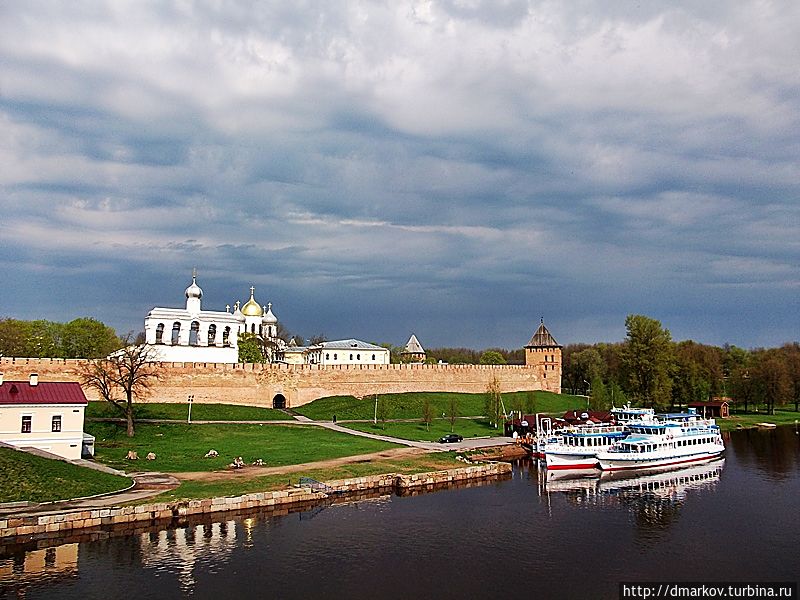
[597, 413, 724, 472]
[536, 404, 656, 469]
[542, 425, 629, 470]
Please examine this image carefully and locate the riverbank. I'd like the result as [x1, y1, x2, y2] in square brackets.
[0, 461, 511, 542]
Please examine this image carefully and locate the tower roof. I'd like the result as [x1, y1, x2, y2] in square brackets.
[525, 319, 560, 348]
[403, 334, 425, 354]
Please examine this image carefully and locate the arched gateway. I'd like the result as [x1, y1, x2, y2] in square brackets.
[272, 394, 287, 409]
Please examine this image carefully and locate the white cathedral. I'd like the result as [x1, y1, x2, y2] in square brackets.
[144, 272, 389, 365]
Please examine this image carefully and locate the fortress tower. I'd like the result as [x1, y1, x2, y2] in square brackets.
[524, 319, 562, 393]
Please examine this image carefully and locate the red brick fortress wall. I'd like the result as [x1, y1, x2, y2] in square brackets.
[0, 358, 560, 408]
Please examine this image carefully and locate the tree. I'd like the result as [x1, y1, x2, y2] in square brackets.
[589, 376, 609, 411]
[422, 397, 434, 431]
[622, 314, 674, 409]
[479, 350, 506, 365]
[0, 318, 28, 356]
[237, 333, 266, 363]
[524, 391, 537, 415]
[376, 397, 391, 430]
[753, 352, 791, 415]
[79, 342, 161, 437]
[447, 397, 458, 432]
[484, 375, 504, 428]
[61, 317, 121, 358]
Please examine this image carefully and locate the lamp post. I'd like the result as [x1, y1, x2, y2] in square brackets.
[583, 380, 590, 409]
[374, 395, 378, 425]
[187, 394, 194, 423]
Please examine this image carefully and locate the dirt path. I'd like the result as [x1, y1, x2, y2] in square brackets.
[173, 447, 430, 483]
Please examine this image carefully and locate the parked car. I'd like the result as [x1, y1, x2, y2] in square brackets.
[438, 433, 464, 444]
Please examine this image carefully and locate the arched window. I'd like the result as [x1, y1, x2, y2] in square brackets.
[350, 354, 353, 360]
[189, 321, 200, 346]
[325, 353, 330, 360]
[333, 353, 337, 360]
[155, 323, 164, 344]
[223, 327, 231, 347]
[208, 324, 216, 346]
[171, 322, 181, 345]
[372, 354, 376, 360]
[251, 323, 256, 334]
[356, 354, 360, 360]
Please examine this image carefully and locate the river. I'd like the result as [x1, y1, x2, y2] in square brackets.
[1, 426, 798, 599]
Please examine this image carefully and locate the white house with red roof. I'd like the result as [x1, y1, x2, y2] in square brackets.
[0, 373, 89, 460]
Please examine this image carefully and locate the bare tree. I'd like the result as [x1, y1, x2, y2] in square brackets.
[79, 342, 161, 437]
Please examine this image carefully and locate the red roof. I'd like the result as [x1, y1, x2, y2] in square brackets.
[0, 381, 88, 406]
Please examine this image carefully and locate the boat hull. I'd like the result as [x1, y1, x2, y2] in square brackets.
[545, 451, 599, 470]
[598, 448, 724, 472]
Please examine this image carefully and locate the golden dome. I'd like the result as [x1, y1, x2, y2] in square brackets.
[241, 286, 263, 317]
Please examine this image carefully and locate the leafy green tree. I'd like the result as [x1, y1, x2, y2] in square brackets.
[61, 317, 121, 358]
[730, 367, 756, 413]
[422, 397, 434, 431]
[589, 376, 609, 410]
[238, 333, 266, 363]
[572, 347, 606, 386]
[608, 381, 627, 407]
[0, 318, 28, 356]
[753, 352, 791, 415]
[622, 314, 674, 409]
[24, 320, 63, 357]
[479, 350, 507, 365]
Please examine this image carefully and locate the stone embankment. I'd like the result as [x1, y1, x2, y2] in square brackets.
[0, 463, 510, 541]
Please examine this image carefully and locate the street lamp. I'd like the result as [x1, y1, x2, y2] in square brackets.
[583, 380, 591, 408]
[187, 394, 194, 423]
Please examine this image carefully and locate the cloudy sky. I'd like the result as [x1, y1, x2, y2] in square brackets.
[1, 1, 798, 350]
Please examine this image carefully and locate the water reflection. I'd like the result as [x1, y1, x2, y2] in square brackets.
[538, 460, 724, 531]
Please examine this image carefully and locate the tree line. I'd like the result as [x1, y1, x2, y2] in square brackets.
[565, 314, 800, 414]
[0, 317, 122, 359]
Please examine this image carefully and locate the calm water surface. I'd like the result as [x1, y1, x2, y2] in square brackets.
[1, 427, 798, 600]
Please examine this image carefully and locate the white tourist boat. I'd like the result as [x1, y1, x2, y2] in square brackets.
[542, 425, 629, 470]
[538, 404, 656, 470]
[597, 413, 724, 472]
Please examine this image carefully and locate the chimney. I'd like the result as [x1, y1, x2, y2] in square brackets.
[30, 373, 39, 386]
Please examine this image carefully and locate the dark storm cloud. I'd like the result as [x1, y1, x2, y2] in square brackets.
[0, 1, 797, 348]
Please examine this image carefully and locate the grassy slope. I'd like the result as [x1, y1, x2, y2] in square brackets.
[295, 390, 585, 421]
[344, 418, 503, 442]
[155, 453, 463, 501]
[86, 401, 293, 421]
[0, 447, 132, 504]
[86, 421, 400, 473]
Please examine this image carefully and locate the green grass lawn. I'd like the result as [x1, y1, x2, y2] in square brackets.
[717, 408, 800, 432]
[344, 417, 504, 442]
[86, 401, 293, 421]
[86, 421, 400, 473]
[0, 447, 132, 504]
[295, 390, 585, 421]
[154, 452, 464, 501]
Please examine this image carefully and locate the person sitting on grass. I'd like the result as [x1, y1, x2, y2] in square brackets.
[230, 456, 245, 469]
